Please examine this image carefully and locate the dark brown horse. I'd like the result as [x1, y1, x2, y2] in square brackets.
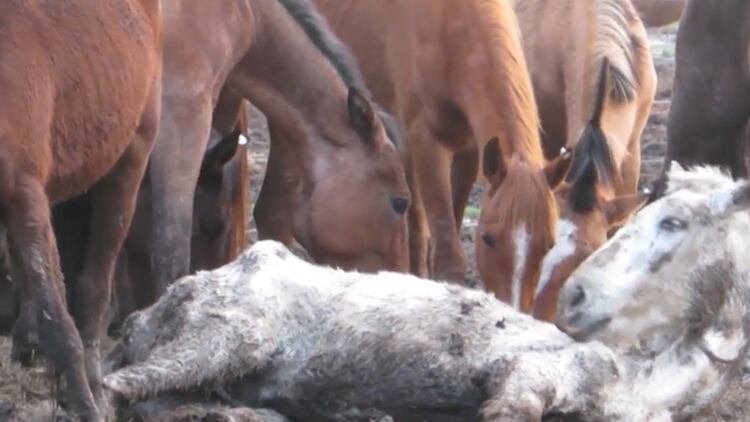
[0, 0, 162, 418]
[148, 0, 409, 296]
[653, 0, 750, 198]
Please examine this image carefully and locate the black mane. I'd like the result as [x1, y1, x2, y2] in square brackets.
[277, 0, 404, 149]
[565, 59, 616, 212]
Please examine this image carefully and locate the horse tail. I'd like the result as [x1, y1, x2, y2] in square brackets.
[565, 59, 616, 211]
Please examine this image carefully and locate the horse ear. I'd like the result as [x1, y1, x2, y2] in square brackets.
[543, 148, 573, 188]
[483, 137, 507, 185]
[348, 87, 375, 142]
[602, 193, 648, 228]
[667, 161, 686, 178]
[709, 181, 750, 217]
[205, 130, 241, 168]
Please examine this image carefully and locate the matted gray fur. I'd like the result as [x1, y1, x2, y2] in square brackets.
[105, 235, 748, 421]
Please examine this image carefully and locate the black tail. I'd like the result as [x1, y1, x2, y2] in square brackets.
[564, 59, 616, 211]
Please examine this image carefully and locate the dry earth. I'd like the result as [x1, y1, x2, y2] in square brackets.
[1, 24, 749, 421]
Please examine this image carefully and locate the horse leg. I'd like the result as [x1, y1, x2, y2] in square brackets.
[148, 92, 213, 295]
[10, 278, 39, 367]
[103, 324, 276, 402]
[410, 116, 466, 282]
[621, 100, 650, 194]
[406, 155, 430, 277]
[450, 145, 479, 230]
[254, 128, 296, 245]
[480, 344, 623, 421]
[4, 175, 98, 420]
[72, 83, 160, 410]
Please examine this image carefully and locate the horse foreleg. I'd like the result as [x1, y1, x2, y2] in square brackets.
[72, 83, 160, 411]
[254, 127, 296, 245]
[450, 145, 479, 231]
[406, 154, 430, 278]
[410, 116, 467, 282]
[5, 175, 99, 420]
[148, 93, 213, 295]
[481, 344, 622, 421]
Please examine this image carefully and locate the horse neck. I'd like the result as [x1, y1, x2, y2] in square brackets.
[453, 0, 544, 166]
[228, 0, 350, 174]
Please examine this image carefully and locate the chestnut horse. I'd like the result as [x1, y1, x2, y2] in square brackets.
[532, 61, 649, 321]
[511, 0, 656, 321]
[0, 0, 161, 418]
[632, 0, 686, 27]
[148, 0, 409, 296]
[653, 0, 750, 199]
[313, 0, 571, 307]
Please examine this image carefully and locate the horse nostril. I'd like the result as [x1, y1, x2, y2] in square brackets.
[390, 196, 409, 216]
[569, 285, 586, 309]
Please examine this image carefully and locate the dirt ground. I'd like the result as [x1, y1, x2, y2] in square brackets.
[1, 24, 749, 421]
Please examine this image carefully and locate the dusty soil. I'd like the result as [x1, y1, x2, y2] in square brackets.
[1, 24, 749, 421]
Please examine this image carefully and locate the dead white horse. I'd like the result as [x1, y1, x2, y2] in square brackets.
[557, 163, 750, 417]
[105, 164, 750, 421]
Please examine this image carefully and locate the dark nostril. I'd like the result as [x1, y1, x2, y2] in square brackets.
[390, 196, 409, 216]
[481, 233, 495, 248]
[570, 285, 586, 309]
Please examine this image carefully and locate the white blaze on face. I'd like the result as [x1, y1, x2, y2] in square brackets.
[512, 226, 530, 310]
[535, 219, 577, 299]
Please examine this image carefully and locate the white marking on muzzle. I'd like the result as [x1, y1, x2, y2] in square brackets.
[535, 220, 577, 299]
[512, 226, 530, 309]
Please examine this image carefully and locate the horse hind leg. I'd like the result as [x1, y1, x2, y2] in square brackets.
[71, 83, 160, 412]
[4, 174, 99, 420]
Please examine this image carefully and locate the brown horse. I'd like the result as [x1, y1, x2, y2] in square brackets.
[531, 61, 649, 321]
[511, 0, 656, 320]
[653, 0, 750, 199]
[632, 0, 687, 27]
[3, 100, 250, 368]
[0, 0, 162, 418]
[313, 0, 571, 303]
[148, 0, 409, 295]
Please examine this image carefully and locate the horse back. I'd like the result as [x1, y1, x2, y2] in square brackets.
[0, 0, 161, 202]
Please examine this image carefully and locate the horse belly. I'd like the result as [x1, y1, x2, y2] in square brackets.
[230, 363, 485, 422]
[40, 1, 159, 202]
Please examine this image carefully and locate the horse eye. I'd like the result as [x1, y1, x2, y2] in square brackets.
[200, 219, 225, 238]
[481, 233, 496, 248]
[659, 217, 688, 232]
